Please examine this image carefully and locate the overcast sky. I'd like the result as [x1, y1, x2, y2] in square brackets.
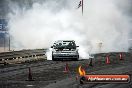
[0, 0, 132, 19]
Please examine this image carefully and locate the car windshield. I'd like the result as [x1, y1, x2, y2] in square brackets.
[53, 41, 76, 50]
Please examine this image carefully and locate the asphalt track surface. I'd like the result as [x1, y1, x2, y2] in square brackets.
[0, 52, 132, 88]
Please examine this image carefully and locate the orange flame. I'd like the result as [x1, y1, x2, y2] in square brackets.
[78, 66, 86, 76]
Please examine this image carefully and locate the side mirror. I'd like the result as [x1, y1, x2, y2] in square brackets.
[76, 46, 79, 47]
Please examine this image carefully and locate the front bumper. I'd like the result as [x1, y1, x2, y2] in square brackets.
[52, 53, 79, 59]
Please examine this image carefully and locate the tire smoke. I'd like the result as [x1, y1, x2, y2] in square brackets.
[8, 0, 131, 59]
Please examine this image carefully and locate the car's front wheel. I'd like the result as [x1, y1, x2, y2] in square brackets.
[52, 55, 55, 61]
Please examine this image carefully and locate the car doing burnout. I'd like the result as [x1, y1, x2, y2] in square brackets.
[51, 40, 79, 61]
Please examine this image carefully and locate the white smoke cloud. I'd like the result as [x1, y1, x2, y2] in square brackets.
[8, 0, 131, 58]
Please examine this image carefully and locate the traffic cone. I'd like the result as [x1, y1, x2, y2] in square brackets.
[63, 63, 69, 73]
[119, 53, 123, 60]
[89, 58, 93, 66]
[106, 55, 110, 64]
[27, 67, 34, 81]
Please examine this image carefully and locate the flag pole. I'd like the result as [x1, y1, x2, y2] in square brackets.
[82, 0, 83, 15]
[9, 34, 10, 51]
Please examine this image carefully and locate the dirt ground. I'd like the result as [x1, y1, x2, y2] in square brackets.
[0, 52, 132, 88]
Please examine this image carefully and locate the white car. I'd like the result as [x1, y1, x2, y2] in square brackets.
[51, 40, 79, 61]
